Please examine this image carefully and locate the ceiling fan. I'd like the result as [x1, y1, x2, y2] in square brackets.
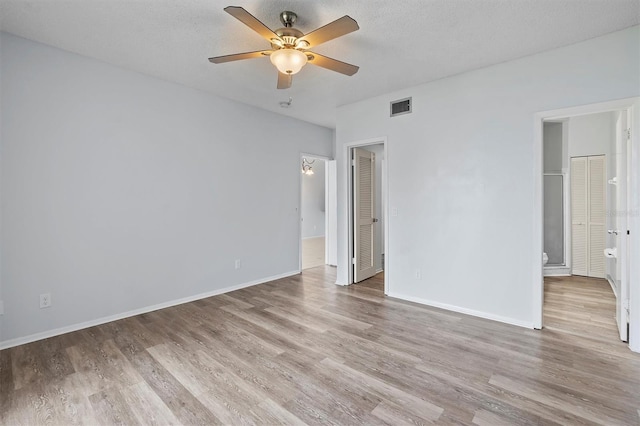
[208, 6, 359, 89]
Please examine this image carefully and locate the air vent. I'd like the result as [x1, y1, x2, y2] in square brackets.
[390, 97, 411, 117]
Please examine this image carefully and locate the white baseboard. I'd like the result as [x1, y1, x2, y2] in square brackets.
[0, 270, 300, 350]
[543, 266, 571, 277]
[387, 292, 534, 329]
[606, 274, 618, 298]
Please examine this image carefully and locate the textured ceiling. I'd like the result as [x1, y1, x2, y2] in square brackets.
[1, 0, 638, 128]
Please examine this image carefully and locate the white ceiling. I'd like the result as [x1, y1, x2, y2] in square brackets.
[1, 1, 638, 128]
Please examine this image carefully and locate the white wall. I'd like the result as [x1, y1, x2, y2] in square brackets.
[335, 26, 639, 327]
[301, 158, 326, 238]
[568, 112, 613, 158]
[0, 33, 333, 346]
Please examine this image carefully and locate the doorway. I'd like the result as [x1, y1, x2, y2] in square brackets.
[347, 141, 388, 294]
[535, 98, 638, 351]
[300, 155, 328, 270]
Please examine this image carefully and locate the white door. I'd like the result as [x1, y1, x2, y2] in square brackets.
[326, 160, 338, 266]
[614, 111, 630, 341]
[571, 157, 588, 276]
[588, 156, 606, 278]
[571, 155, 606, 279]
[353, 147, 376, 283]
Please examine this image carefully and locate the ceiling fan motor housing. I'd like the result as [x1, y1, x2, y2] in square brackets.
[280, 11, 297, 27]
[273, 27, 304, 48]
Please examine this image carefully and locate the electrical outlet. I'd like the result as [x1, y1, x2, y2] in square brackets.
[391, 207, 398, 217]
[40, 293, 52, 309]
[235, 259, 241, 269]
[415, 269, 422, 280]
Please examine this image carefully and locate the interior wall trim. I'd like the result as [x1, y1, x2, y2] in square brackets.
[543, 267, 571, 277]
[387, 292, 534, 329]
[0, 270, 300, 350]
[607, 274, 619, 299]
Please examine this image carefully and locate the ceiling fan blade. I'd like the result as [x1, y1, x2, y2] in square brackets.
[224, 6, 281, 42]
[307, 53, 359, 76]
[209, 50, 272, 64]
[277, 72, 292, 89]
[298, 16, 359, 48]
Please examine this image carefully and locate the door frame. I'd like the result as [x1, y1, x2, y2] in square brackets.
[533, 97, 640, 352]
[298, 152, 332, 272]
[343, 137, 389, 294]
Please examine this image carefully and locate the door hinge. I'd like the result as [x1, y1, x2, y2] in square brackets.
[352, 159, 356, 167]
[623, 299, 630, 312]
[626, 128, 631, 140]
[628, 230, 631, 235]
[352, 257, 356, 264]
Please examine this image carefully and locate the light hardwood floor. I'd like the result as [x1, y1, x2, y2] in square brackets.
[2, 267, 639, 425]
[301, 237, 325, 270]
[354, 271, 384, 292]
[544, 275, 620, 344]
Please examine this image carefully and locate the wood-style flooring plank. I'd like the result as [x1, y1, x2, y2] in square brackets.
[2, 269, 640, 425]
[118, 381, 180, 425]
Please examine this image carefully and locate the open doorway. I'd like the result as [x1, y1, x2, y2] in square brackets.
[301, 155, 327, 270]
[543, 112, 623, 343]
[348, 142, 387, 294]
[536, 99, 638, 350]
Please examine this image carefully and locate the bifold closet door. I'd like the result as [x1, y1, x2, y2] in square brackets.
[571, 155, 606, 278]
[571, 157, 588, 276]
[587, 156, 606, 278]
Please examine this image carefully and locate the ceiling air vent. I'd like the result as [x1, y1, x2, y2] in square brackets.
[390, 97, 411, 117]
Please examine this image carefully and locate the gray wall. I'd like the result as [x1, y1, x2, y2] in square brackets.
[0, 33, 333, 345]
[301, 158, 326, 238]
[335, 26, 639, 326]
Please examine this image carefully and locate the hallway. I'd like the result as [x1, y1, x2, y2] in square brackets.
[544, 275, 622, 345]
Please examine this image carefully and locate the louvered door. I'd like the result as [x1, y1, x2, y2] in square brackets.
[571, 156, 605, 278]
[353, 147, 376, 283]
[587, 156, 606, 278]
[571, 157, 588, 276]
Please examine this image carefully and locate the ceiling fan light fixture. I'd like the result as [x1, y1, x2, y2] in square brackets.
[209, 7, 360, 88]
[270, 48, 308, 75]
